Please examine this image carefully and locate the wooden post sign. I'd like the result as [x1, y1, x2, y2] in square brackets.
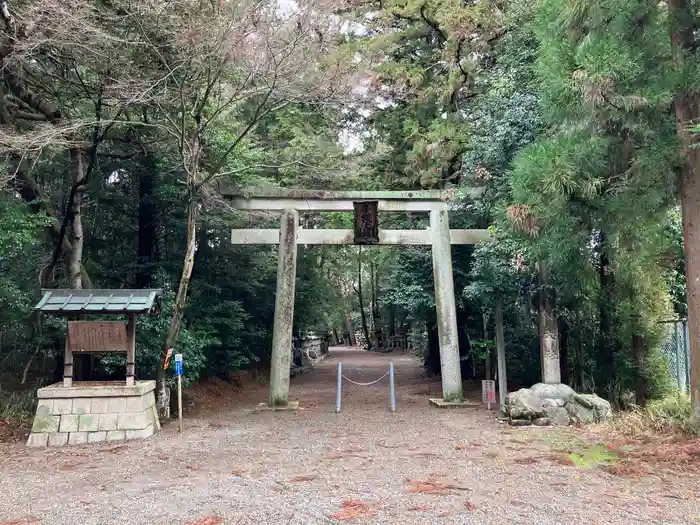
[67, 321, 128, 353]
[353, 201, 379, 245]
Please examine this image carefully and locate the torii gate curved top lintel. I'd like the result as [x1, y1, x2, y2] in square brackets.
[224, 187, 488, 409]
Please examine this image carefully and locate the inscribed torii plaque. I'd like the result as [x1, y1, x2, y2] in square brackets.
[68, 321, 128, 353]
[353, 201, 379, 244]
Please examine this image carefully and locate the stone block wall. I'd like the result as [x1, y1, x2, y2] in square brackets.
[27, 380, 160, 447]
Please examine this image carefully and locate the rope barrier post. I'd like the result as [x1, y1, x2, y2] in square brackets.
[336, 362, 343, 413]
[389, 361, 396, 412]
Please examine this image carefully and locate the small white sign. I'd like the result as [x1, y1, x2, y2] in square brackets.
[482, 380, 496, 404]
[174, 353, 183, 363]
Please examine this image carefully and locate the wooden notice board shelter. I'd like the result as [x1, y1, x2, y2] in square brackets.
[35, 289, 162, 387]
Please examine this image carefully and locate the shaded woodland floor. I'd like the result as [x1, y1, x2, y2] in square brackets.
[1, 348, 699, 525]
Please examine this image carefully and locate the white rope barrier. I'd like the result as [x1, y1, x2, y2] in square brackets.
[336, 362, 396, 413]
[341, 372, 389, 386]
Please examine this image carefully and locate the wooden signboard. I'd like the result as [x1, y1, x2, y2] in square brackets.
[67, 321, 128, 353]
[353, 201, 379, 245]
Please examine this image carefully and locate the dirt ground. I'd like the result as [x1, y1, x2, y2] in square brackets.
[1, 348, 699, 525]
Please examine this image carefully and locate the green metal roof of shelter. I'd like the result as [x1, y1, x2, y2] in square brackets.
[35, 289, 162, 315]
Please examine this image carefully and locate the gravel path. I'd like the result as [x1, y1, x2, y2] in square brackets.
[1, 348, 699, 525]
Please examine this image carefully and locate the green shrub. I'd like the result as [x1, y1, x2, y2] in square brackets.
[611, 392, 700, 436]
[0, 388, 36, 433]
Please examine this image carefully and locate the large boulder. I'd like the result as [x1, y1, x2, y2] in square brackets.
[564, 402, 595, 424]
[573, 393, 612, 422]
[530, 383, 576, 403]
[505, 388, 544, 419]
[505, 383, 611, 427]
[544, 406, 570, 426]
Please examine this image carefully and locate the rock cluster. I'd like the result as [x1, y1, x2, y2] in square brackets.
[504, 383, 612, 426]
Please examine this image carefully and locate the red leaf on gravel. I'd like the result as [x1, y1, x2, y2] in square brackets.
[186, 516, 222, 525]
[408, 505, 428, 511]
[406, 476, 470, 495]
[156, 455, 169, 461]
[185, 465, 200, 471]
[464, 502, 476, 511]
[328, 500, 376, 521]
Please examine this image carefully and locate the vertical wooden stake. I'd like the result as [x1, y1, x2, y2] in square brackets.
[126, 314, 136, 387]
[63, 335, 73, 388]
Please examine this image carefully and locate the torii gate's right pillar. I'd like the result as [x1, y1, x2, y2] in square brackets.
[430, 207, 464, 403]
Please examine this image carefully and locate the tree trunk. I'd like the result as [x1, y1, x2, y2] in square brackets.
[344, 308, 356, 346]
[483, 312, 490, 381]
[388, 303, 396, 337]
[575, 310, 584, 391]
[356, 247, 370, 349]
[424, 322, 441, 376]
[632, 331, 647, 406]
[558, 317, 570, 385]
[597, 230, 616, 393]
[156, 192, 198, 418]
[136, 160, 158, 288]
[538, 265, 561, 384]
[67, 147, 85, 290]
[668, 0, 700, 415]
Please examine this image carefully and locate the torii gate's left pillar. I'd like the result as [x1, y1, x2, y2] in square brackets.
[268, 209, 299, 408]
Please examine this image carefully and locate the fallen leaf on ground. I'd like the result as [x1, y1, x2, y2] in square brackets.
[437, 511, 453, 517]
[156, 455, 169, 461]
[231, 469, 246, 476]
[406, 476, 470, 495]
[328, 500, 376, 521]
[186, 516, 222, 525]
[0, 518, 41, 525]
[407, 505, 428, 511]
[464, 502, 476, 511]
[185, 465, 200, 471]
[288, 473, 318, 482]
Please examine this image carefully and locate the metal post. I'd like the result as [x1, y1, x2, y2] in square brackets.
[336, 362, 343, 413]
[177, 374, 183, 433]
[389, 361, 396, 412]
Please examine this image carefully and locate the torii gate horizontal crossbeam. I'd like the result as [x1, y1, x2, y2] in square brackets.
[217, 185, 484, 212]
[231, 228, 489, 245]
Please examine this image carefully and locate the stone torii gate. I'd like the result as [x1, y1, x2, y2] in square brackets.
[225, 187, 488, 410]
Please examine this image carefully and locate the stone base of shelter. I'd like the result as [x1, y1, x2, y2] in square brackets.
[27, 380, 160, 447]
